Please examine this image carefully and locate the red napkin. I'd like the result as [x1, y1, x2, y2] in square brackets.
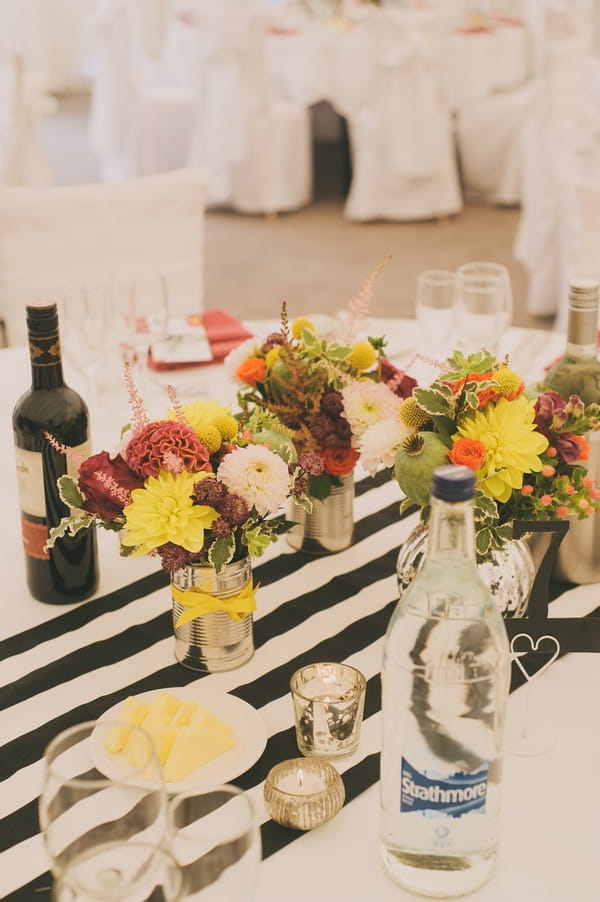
[147, 309, 253, 371]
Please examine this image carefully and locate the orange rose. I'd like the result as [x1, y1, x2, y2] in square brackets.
[236, 357, 267, 386]
[571, 434, 589, 462]
[447, 372, 499, 408]
[322, 447, 359, 476]
[449, 437, 486, 472]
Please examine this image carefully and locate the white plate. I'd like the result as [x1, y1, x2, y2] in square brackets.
[94, 687, 268, 792]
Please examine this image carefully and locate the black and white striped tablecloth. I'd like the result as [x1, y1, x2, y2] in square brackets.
[0, 468, 412, 899]
[3, 462, 598, 901]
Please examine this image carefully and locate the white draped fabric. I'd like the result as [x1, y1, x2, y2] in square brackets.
[85, 3, 533, 219]
[0, 169, 208, 348]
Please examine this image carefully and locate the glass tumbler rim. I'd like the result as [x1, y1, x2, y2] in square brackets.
[42, 719, 161, 788]
[289, 661, 367, 700]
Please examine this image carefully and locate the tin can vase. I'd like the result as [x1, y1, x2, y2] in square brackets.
[286, 473, 354, 554]
[396, 522, 535, 619]
[171, 557, 254, 672]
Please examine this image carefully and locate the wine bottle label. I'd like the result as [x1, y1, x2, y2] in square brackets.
[28, 331, 61, 367]
[400, 757, 488, 818]
[15, 441, 91, 559]
[15, 448, 45, 518]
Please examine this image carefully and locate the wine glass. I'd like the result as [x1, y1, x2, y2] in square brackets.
[414, 269, 456, 358]
[53, 842, 184, 902]
[168, 785, 261, 901]
[39, 720, 168, 880]
[453, 262, 513, 356]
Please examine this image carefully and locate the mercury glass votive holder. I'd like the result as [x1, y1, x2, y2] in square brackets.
[263, 758, 345, 830]
[290, 662, 366, 759]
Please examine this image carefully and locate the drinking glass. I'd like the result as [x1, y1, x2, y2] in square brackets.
[414, 269, 456, 357]
[53, 842, 184, 902]
[168, 785, 261, 901]
[453, 262, 513, 355]
[39, 720, 168, 880]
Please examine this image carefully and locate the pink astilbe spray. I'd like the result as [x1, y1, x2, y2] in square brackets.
[167, 383, 188, 427]
[124, 362, 149, 435]
[93, 471, 133, 507]
[44, 432, 87, 468]
[338, 256, 391, 345]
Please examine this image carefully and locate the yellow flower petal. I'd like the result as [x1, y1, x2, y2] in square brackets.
[122, 470, 217, 553]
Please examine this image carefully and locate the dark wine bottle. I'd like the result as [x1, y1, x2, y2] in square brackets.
[13, 303, 98, 604]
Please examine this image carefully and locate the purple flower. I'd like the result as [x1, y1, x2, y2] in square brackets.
[534, 391, 566, 431]
[219, 493, 250, 525]
[321, 390, 344, 417]
[310, 413, 335, 441]
[192, 477, 226, 507]
[334, 417, 351, 442]
[555, 433, 586, 464]
[297, 451, 324, 476]
[157, 543, 197, 573]
[211, 517, 233, 538]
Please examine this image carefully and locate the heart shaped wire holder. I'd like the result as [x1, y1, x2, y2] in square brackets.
[504, 633, 561, 756]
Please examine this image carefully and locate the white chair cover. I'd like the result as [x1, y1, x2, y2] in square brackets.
[0, 53, 55, 186]
[344, 18, 461, 222]
[87, 0, 196, 182]
[0, 169, 208, 346]
[180, 6, 311, 213]
[514, 17, 600, 320]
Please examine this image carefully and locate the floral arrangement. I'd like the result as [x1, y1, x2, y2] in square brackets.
[46, 368, 312, 574]
[225, 302, 415, 500]
[369, 350, 600, 561]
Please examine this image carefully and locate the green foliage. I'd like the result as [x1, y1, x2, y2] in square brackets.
[57, 474, 85, 509]
[208, 536, 235, 572]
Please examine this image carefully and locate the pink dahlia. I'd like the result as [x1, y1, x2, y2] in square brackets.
[126, 420, 211, 478]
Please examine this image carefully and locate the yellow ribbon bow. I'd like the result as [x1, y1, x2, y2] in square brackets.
[172, 580, 258, 627]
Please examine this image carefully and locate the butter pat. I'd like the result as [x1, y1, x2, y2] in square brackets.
[104, 697, 151, 753]
[162, 726, 236, 782]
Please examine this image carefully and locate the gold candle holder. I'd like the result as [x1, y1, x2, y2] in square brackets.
[264, 758, 345, 830]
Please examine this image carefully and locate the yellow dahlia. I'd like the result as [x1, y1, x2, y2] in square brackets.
[121, 470, 217, 554]
[455, 395, 548, 502]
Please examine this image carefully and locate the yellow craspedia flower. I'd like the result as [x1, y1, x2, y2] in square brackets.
[398, 397, 430, 429]
[121, 470, 217, 555]
[173, 399, 230, 435]
[494, 365, 525, 399]
[291, 316, 315, 340]
[347, 341, 376, 372]
[195, 424, 222, 453]
[265, 345, 281, 368]
[456, 395, 548, 503]
[213, 412, 238, 442]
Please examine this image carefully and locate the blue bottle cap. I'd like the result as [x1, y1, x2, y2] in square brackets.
[431, 465, 475, 502]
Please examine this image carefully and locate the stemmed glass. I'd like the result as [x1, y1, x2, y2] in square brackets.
[414, 269, 456, 358]
[39, 721, 169, 883]
[168, 785, 261, 901]
[453, 262, 513, 356]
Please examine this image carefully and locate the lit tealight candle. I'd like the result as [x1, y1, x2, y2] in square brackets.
[264, 758, 345, 831]
[276, 768, 327, 795]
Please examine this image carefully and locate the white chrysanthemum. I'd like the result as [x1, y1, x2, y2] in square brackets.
[341, 381, 401, 438]
[223, 338, 263, 384]
[358, 419, 412, 476]
[217, 445, 290, 516]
